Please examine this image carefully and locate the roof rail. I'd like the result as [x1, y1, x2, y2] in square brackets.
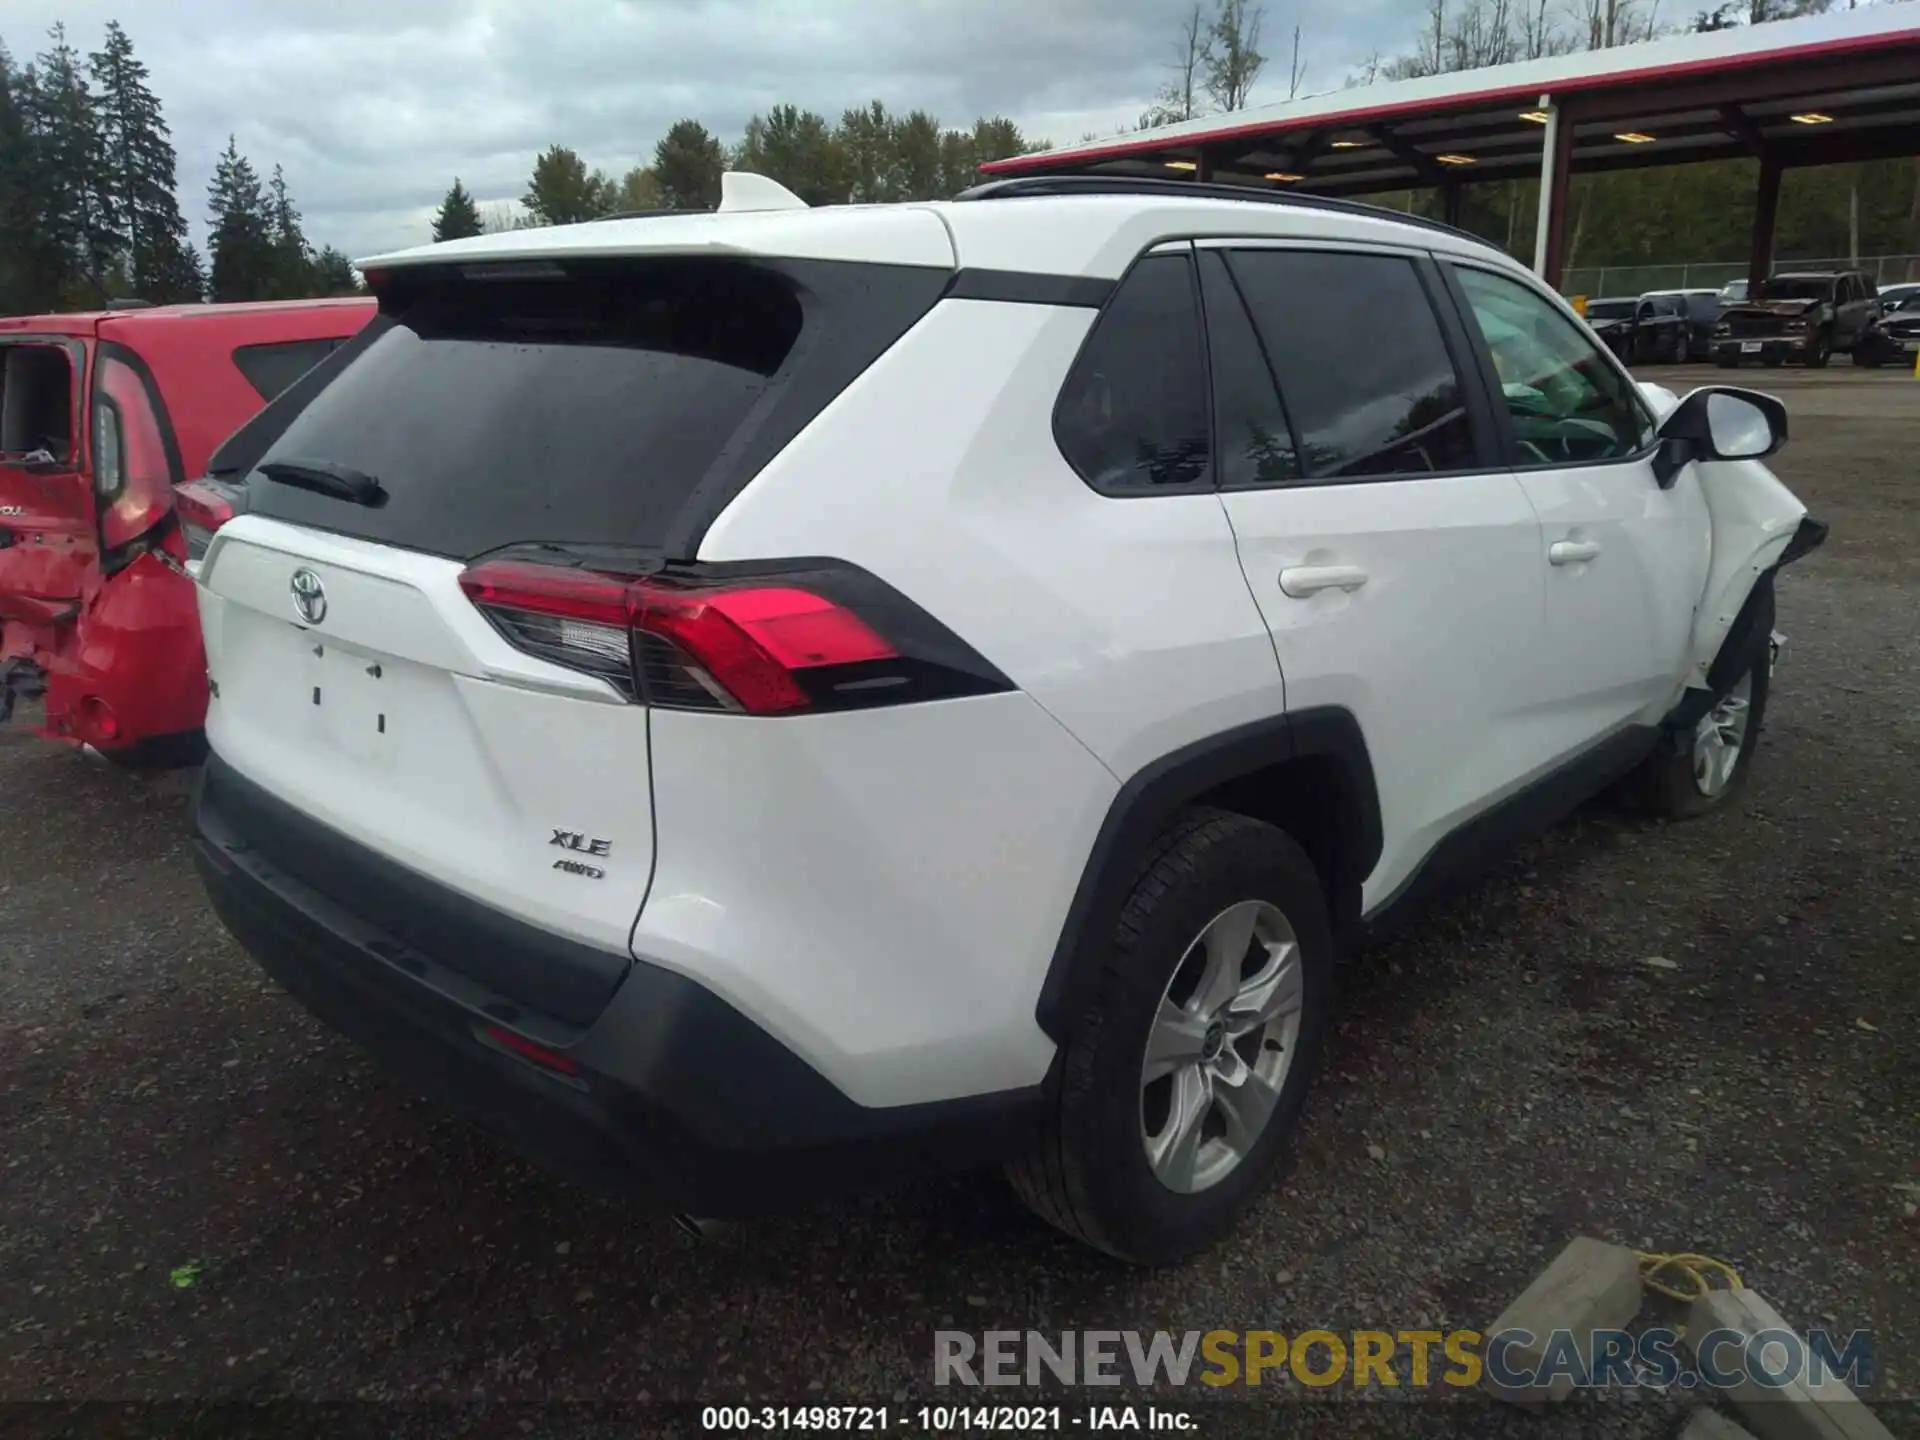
[104, 297, 156, 310]
[952, 175, 1484, 247]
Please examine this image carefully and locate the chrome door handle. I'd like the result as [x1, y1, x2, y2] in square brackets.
[1548, 540, 1601, 565]
[1278, 565, 1369, 598]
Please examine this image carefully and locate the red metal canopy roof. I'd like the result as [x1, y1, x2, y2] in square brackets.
[981, 7, 1920, 195]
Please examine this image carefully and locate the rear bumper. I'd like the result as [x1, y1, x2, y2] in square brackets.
[3, 551, 207, 749]
[191, 753, 1040, 1216]
[1714, 337, 1810, 362]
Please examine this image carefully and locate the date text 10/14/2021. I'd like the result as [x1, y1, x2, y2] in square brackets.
[700, 1405, 1197, 1433]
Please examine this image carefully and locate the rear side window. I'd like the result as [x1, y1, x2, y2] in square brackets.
[232, 339, 342, 402]
[1197, 251, 1299, 487]
[1224, 249, 1480, 480]
[245, 258, 946, 559]
[1054, 252, 1211, 494]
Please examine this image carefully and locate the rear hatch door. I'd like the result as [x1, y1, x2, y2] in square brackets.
[197, 248, 952, 1024]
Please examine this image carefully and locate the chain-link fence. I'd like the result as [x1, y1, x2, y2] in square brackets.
[1561, 254, 1920, 299]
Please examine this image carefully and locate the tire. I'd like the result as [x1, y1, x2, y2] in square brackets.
[1804, 331, 1831, 368]
[1715, 354, 1739, 369]
[1006, 808, 1332, 1264]
[1638, 621, 1772, 821]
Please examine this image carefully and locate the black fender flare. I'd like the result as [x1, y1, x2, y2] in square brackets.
[1033, 706, 1381, 1043]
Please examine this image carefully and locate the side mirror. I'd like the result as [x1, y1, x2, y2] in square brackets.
[1651, 386, 1788, 488]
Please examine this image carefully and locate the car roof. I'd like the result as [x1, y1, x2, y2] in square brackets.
[0, 296, 371, 337]
[1642, 288, 1717, 297]
[357, 181, 1522, 284]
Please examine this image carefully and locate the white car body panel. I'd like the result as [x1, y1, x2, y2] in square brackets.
[636, 693, 1114, 1106]
[1687, 456, 1808, 686]
[197, 516, 652, 959]
[698, 297, 1289, 783]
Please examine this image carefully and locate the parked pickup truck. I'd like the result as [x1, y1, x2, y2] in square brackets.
[1712, 270, 1878, 369]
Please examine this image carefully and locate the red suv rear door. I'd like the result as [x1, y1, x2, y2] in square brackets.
[0, 336, 97, 625]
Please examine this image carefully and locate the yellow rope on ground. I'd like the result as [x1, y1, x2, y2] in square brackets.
[1636, 1251, 1744, 1302]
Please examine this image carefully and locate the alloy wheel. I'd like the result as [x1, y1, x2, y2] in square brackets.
[1691, 671, 1754, 798]
[1139, 899, 1303, 1194]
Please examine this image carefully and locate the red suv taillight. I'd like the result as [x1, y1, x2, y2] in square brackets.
[173, 478, 242, 563]
[457, 556, 1009, 716]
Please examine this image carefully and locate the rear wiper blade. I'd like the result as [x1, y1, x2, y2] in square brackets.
[257, 459, 387, 507]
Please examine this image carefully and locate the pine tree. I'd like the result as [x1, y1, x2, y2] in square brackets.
[652, 120, 725, 210]
[0, 41, 38, 312]
[25, 24, 119, 304]
[431, 177, 483, 241]
[89, 21, 194, 302]
[523, 145, 611, 225]
[265, 163, 310, 297]
[206, 135, 274, 301]
[309, 246, 359, 295]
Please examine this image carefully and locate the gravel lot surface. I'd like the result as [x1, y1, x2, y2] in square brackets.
[2, 366, 1915, 1439]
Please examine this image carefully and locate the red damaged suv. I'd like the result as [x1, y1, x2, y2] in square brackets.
[0, 297, 374, 762]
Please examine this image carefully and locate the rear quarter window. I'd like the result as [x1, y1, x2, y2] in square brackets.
[232, 339, 344, 402]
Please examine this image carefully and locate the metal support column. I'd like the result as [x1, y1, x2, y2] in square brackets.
[1749, 153, 1782, 294]
[1532, 94, 1573, 290]
[1441, 180, 1464, 227]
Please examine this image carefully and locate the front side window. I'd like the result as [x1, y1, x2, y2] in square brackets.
[1054, 252, 1211, 494]
[1454, 265, 1655, 468]
[1225, 248, 1479, 480]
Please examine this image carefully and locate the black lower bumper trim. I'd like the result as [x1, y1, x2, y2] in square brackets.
[192, 755, 1041, 1216]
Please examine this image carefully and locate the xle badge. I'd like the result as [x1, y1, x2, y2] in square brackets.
[550, 828, 610, 880]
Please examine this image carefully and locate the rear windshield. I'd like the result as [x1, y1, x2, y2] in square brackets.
[1585, 301, 1634, 319]
[244, 258, 927, 560]
[1761, 278, 1833, 301]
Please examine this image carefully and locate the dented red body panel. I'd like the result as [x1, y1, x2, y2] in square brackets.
[0, 297, 374, 756]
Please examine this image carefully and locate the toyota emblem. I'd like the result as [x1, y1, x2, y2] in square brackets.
[289, 567, 327, 625]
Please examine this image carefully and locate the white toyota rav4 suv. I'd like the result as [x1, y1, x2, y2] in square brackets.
[185, 173, 1825, 1263]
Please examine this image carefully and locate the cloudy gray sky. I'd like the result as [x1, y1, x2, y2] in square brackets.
[3, 0, 1423, 259]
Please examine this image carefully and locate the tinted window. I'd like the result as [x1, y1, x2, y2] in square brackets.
[249, 260, 820, 558]
[1454, 265, 1655, 466]
[1197, 251, 1298, 488]
[1226, 249, 1478, 479]
[1055, 252, 1210, 493]
[1686, 294, 1721, 320]
[1585, 300, 1635, 320]
[231, 339, 342, 402]
[1765, 277, 1834, 302]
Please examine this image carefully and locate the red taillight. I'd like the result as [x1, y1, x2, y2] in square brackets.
[174, 479, 240, 563]
[74, 695, 121, 744]
[457, 559, 898, 716]
[94, 356, 176, 550]
[483, 1025, 581, 1076]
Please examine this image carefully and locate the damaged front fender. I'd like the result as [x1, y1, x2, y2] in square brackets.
[1688, 457, 1826, 689]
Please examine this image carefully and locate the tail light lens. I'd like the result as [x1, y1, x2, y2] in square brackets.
[458, 556, 1009, 716]
[93, 355, 178, 550]
[174, 478, 244, 564]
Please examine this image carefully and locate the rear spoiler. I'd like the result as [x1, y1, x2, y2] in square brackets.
[204, 316, 394, 480]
